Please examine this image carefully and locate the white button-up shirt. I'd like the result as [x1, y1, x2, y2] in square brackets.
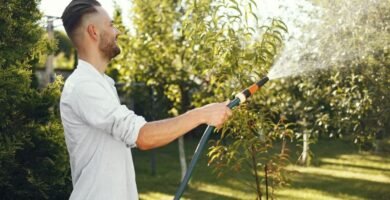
[60, 59, 146, 200]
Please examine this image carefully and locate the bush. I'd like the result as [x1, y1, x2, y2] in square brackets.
[0, 0, 71, 199]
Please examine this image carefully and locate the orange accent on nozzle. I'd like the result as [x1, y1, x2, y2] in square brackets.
[248, 84, 259, 95]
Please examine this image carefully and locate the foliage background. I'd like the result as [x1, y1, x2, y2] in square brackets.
[0, 0, 388, 199]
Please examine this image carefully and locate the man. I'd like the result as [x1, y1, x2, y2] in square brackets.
[60, 0, 232, 199]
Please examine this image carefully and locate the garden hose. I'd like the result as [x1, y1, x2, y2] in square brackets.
[174, 76, 270, 200]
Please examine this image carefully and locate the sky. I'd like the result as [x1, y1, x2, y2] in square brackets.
[38, 0, 313, 38]
[39, 0, 132, 30]
[39, 0, 291, 31]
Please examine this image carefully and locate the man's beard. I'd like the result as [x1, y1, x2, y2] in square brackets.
[99, 31, 121, 60]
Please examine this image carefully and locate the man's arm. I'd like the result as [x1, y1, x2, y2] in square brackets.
[136, 102, 232, 150]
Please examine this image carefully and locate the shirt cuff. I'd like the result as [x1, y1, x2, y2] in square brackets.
[128, 116, 147, 148]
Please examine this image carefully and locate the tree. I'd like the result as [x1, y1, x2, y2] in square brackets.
[112, 0, 290, 198]
[110, 0, 193, 178]
[0, 0, 71, 199]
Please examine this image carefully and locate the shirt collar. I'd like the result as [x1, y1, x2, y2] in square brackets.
[77, 59, 115, 86]
[77, 59, 105, 77]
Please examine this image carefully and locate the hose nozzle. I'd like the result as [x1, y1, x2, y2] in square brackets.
[256, 76, 269, 87]
[234, 76, 269, 104]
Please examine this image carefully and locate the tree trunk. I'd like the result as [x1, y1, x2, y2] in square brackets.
[151, 150, 156, 176]
[178, 84, 189, 180]
[44, 18, 54, 87]
[178, 136, 187, 180]
[251, 145, 262, 200]
[298, 132, 309, 166]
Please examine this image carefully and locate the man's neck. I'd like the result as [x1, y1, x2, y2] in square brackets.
[78, 52, 108, 74]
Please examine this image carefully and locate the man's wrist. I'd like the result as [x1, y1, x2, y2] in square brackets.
[187, 107, 206, 125]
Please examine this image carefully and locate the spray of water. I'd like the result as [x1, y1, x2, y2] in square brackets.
[260, 0, 389, 80]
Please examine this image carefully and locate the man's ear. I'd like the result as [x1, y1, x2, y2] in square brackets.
[86, 24, 99, 41]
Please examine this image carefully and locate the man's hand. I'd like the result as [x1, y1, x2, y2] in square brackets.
[197, 101, 232, 129]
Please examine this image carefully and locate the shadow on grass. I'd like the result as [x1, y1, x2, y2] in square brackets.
[319, 160, 390, 172]
[286, 171, 390, 200]
[183, 187, 240, 200]
[139, 188, 239, 200]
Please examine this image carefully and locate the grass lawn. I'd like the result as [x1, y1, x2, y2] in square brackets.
[133, 137, 390, 200]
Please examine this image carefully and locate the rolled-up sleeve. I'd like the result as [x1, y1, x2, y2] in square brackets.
[72, 81, 146, 147]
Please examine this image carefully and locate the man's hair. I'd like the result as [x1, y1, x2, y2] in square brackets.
[61, 0, 101, 41]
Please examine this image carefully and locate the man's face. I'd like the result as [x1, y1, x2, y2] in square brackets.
[96, 7, 121, 60]
[99, 27, 121, 60]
